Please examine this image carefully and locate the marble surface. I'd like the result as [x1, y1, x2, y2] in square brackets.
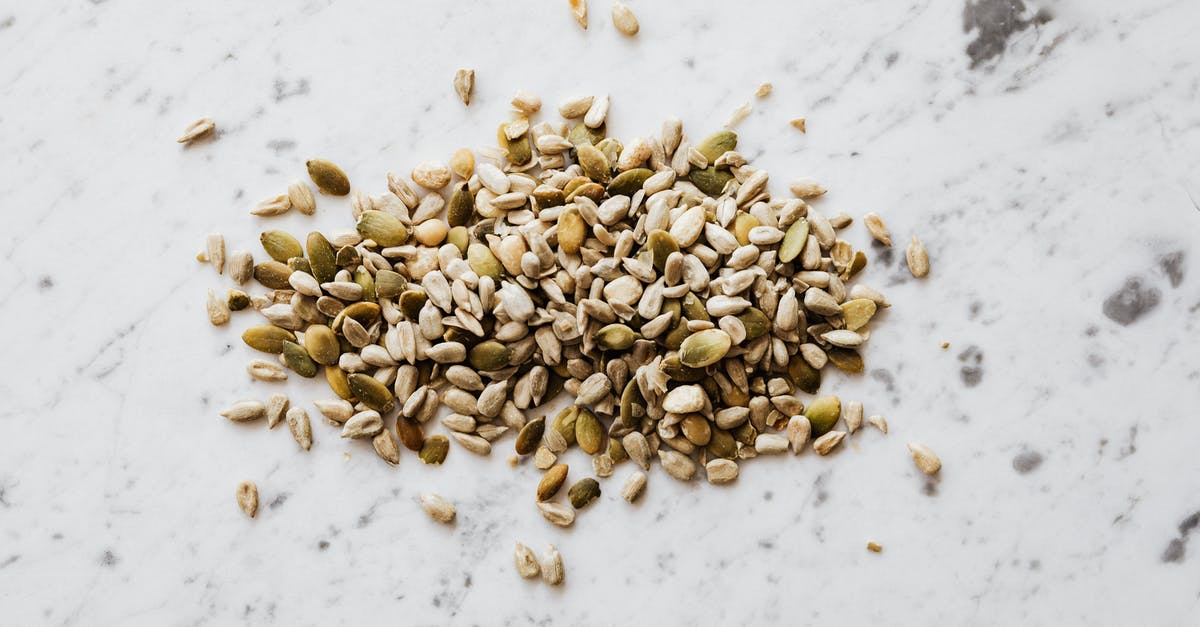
[2, 0, 1199, 624]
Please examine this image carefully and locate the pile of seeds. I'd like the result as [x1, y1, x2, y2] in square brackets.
[204, 91, 934, 529]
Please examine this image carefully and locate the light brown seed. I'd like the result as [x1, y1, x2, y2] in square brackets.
[867, 542, 883, 553]
[534, 446, 558, 470]
[537, 501, 576, 527]
[705, 459, 739, 484]
[789, 178, 826, 199]
[569, 0, 588, 29]
[286, 407, 312, 450]
[341, 410, 383, 439]
[863, 212, 891, 246]
[514, 542, 540, 578]
[540, 545, 565, 585]
[236, 481, 258, 518]
[373, 429, 400, 465]
[178, 117, 215, 143]
[659, 450, 696, 481]
[908, 442, 941, 475]
[266, 393, 289, 429]
[288, 181, 316, 215]
[451, 432, 492, 456]
[790, 117, 807, 133]
[559, 95, 594, 118]
[312, 398, 353, 424]
[511, 89, 542, 113]
[813, 430, 846, 455]
[251, 194, 291, 217]
[419, 493, 456, 524]
[537, 464, 569, 501]
[621, 470, 647, 502]
[867, 415, 889, 434]
[220, 400, 266, 422]
[906, 235, 930, 278]
[755, 83, 773, 98]
[453, 69, 474, 106]
[205, 233, 226, 275]
[449, 148, 474, 179]
[207, 289, 230, 326]
[611, 1, 639, 35]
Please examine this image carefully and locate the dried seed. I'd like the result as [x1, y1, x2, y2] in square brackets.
[221, 400, 266, 422]
[754, 433, 788, 454]
[251, 194, 291, 217]
[514, 542, 540, 578]
[812, 430, 846, 455]
[908, 442, 941, 475]
[412, 161, 452, 190]
[236, 481, 258, 518]
[790, 117, 807, 132]
[207, 289, 230, 326]
[313, 398, 353, 424]
[373, 429, 400, 465]
[420, 435, 449, 464]
[453, 69, 474, 105]
[906, 235, 930, 278]
[659, 450, 696, 481]
[568, 477, 601, 508]
[538, 464, 569, 501]
[306, 159, 350, 196]
[725, 102, 751, 128]
[347, 373, 395, 413]
[863, 212, 891, 246]
[786, 415, 811, 453]
[789, 177, 826, 199]
[584, 94, 609, 129]
[540, 545, 565, 585]
[867, 415, 889, 434]
[178, 116, 215, 143]
[419, 493, 456, 524]
[229, 250, 253, 285]
[266, 393, 289, 429]
[569, 0, 588, 29]
[662, 385, 705, 414]
[205, 233, 226, 275]
[537, 501, 576, 527]
[621, 470, 647, 502]
[286, 407, 312, 450]
[755, 83, 773, 98]
[705, 458, 738, 484]
[679, 329, 732, 367]
[342, 410, 383, 439]
[845, 400, 863, 434]
[867, 542, 883, 553]
[611, 2, 639, 35]
[803, 396, 841, 437]
[451, 432, 492, 455]
[511, 89, 541, 113]
[247, 359, 287, 382]
[280, 341, 318, 378]
[534, 445, 558, 470]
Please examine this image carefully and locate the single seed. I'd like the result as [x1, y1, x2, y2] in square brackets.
[514, 542, 540, 578]
[908, 442, 942, 475]
[537, 501, 576, 527]
[706, 459, 738, 484]
[863, 212, 891, 246]
[567, 477, 601, 508]
[419, 493, 456, 524]
[621, 470, 647, 502]
[540, 545, 565, 585]
[247, 359, 287, 382]
[453, 69, 474, 106]
[868, 415, 889, 434]
[611, 1, 639, 36]
[420, 435, 450, 464]
[306, 159, 350, 196]
[906, 235, 930, 278]
[178, 116, 215, 143]
[266, 393, 289, 429]
[569, 0, 588, 29]
[221, 400, 266, 422]
[236, 481, 258, 518]
[813, 430, 846, 455]
[790, 117, 807, 133]
[286, 407, 312, 451]
[537, 464, 569, 501]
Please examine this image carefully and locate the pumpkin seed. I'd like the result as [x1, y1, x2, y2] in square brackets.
[679, 329, 732, 367]
[803, 396, 841, 437]
[575, 407, 603, 454]
[568, 478, 600, 508]
[306, 159, 350, 195]
[420, 435, 449, 464]
[356, 211, 408, 247]
[241, 325, 296, 353]
[347, 373, 395, 413]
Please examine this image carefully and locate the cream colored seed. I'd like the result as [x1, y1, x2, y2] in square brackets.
[845, 401, 864, 434]
[559, 95, 594, 118]
[621, 470, 647, 502]
[907, 442, 941, 475]
[540, 545, 564, 585]
[789, 178, 826, 199]
[247, 359, 287, 382]
[906, 235, 930, 278]
[206, 233, 225, 275]
[236, 481, 258, 518]
[863, 212, 891, 246]
[207, 289, 230, 326]
[449, 148, 474, 178]
[537, 501, 575, 527]
[412, 161, 451, 190]
[514, 542, 540, 578]
[511, 89, 542, 113]
[419, 493, 457, 524]
[569, 0, 588, 29]
[868, 415, 888, 434]
[288, 181, 315, 215]
[705, 459, 738, 484]
[286, 407, 312, 451]
[177, 116, 215, 143]
[725, 102, 751, 128]
[453, 69, 474, 106]
[611, 1, 639, 36]
[813, 431, 846, 455]
[755, 82, 773, 98]
[251, 193, 291, 217]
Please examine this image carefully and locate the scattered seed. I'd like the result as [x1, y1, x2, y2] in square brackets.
[755, 83, 773, 98]
[514, 542, 540, 578]
[540, 545, 565, 585]
[419, 493, 456, 524]
[706, 459, 738, 484]
[569, 0, 588, 29]
[863, 212, 891, 246]
[813, 430, 846, 455]
[286, 407, 312, 451]
[906, 235, 930, 278]
[725, 102, 752, 128]
[453, 69, 474, 106]
[907, 442, 941, 475]
[568, 477, 601, 508]
[611, 2, 639, 36]
[537, 501, 575, 527]
[867, 541, 883, 553]
[236, 481, 258, 518]
[178, 117, 215, 143]
[306, 159, 350, 196]
[790, 117, 807, 133]
[221, 400, 266, 422]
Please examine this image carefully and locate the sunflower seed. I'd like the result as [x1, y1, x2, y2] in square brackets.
[451, 432, 492, 455]
[341, 410, 382, 439]
[207, 289, 230, 326]
[514, 542, 540, 578]
[584, 94, 609, 129]
[373, 429, 400, 465]
[540, 545, 565, 585]
[845, 401, 863, 434]
[611, 1, 639, 35]
[252, 193, 291, 217]
[236, 481, 258, 518]
[453, 69, 474, 105]
[286, 407, 312, 450]
[419, 493, 456, 524]
[621, 470, 647, 502]
[659, 450, 696, 481]
[812, 430, 846, 455]
[725, 102, 752, 128]
[908, 442, 941, 474]
[705, 459, 739, 484]
[221, 400, 266, 422]
[537, 501, 575, 527]
[178, 117, 215, 143]
[789, 178, 826, 199]
[313, 398, 353, 424]
[863, 212, 891, 246]
[867, 415, 888, 434]
[265, 393, 289, 429]
[906, 235, 930, 278]
[569, 0, 588, 29]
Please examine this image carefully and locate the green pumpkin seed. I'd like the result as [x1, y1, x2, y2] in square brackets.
[374, 269, 405, 299]
[448, 183, 474, 227]
[356, 210, 408, 247]
[682, 292, 709, 322]
[280, 340, 318, 378]
[568, 478, 601, 509]
[557, 207, 586, 254]
[787, 355, 822, 394]
[419, 434, 449, 464]
[689, 166, 732, 196]
[287, 256, 312, 275]
[707, 427, 737, 459]
[737, 308, 769, 341]
[305, 232, 337, 283]
[826, 347, 864, 373]
[804, 396, 841, 437]
[680, 329, 732, 368]
[646, 229, 679, 271]
[446, 226, 470, 255]
[467, 243, 503, 280]
[353, 266, 375, 301]
[348, 373, 395, 413]
[469, 340, 512, 371]
[576, 143, 610, 184]
[595, 323, 637, 350]
[515, 416, 545, 455]
[696, 130, 738, 163]
[551, 405, 579, 446]
[732, 213, 760, 246]
[335, 245, 360, 267]
[575, 407, 603, 455]
[260, 230, 303, 263]
[306, 159, 350, 196]
[398, 416, 425, 451]
[304, 325, 340, 365]
[325, 365, 353, 399]
[241, 325, 296, 353]
[778, 219, 809, 263]
[567, 121, 605, 147]
[606, 168, 652, 196]
[661, 354, 707, 382]
[399, 290, 427, 319]
[498, 123, 532, 166]
[531, 184, 565, 208]
[253, 260, 292, 289]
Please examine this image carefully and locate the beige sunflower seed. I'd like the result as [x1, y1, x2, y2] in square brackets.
[863, 212, 891, 246]
[867, 415, 889, 434]
[845, 401, 863, 434]
[789, 178, 826, 199]
[419, 493, 456, 524]
[705, 458, 739, 484]
[622, 432, 651, 470]
[229, 250, 253, 285]
[755, 82, 773, 98]
[790, 117, 807, 132]
[178, 116, 217, 144]
[850, 284, 891, 308]
[207, 289, 230, 326]
[453, 69, 474, 106]
[867, 541, 883, 553]
[540, 545, 565, 585]
[821, 329, 864, 348]
[537, 501, 576, 527]
[411, 161, 451, 190]
[621, 470, 647, 502]
[593, 453, 615, 478]
[611, 1, 639, 35]
[236, 481, 258, 518]
[288, 181, 315, 215]
[286, 407, 312, 451]
[266, 393, 289, 429]
[569, 0, 588, 29]
[812, 430, 846, 455]
[373, 429, 400, 465]
[341, 410, 383, 439]
[313, 398, 353, 424]
[251, 193, 291, 217]
[906, 235, 930, 278]
[511, 89, 541, 113]
[659, 450, 696, 482]
[514, 542, 540, 578]
[754, 433, 788, 454]
[908, 442, 941, 475]
[786, 415, 811, 453]
[584, 94, 609, 129]
[221, 400, 266, 422]
[559, 95, 594, 118]
[246, 359, 287, 382]
[451, 432, 492, 455]
[204, 233, 226, 275]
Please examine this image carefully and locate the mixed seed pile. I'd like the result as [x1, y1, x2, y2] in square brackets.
[200, 91, 939, 534]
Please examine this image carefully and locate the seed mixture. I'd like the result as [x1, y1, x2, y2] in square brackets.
[198, 89, 938, 550]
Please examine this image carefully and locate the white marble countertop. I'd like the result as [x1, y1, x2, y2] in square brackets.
[3, 0, 1199, 624]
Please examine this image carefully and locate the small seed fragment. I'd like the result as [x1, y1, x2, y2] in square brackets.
[569, 0, 588, 29]
[419, 493, 456, 524]
[790, 117, 807, 132]
[178, 116, 215, 143]
[236, 481, 258, 518]
[908, 442, 941, 475]
[868, 415, 889, 434]
[207, 289, 230, 326]
[514, 542, 540, 578]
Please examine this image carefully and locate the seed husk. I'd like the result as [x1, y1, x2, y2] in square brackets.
[280, 341, 318, 378]
[236, 481, 258, 518]
[908, 442, 942, 474]
[453, 69, 474, 106]
[514, 542, 540, 578]
[419, 493, 456, 524]
[906, 235, 930, 278]
[347, 373, 395, 413]
[680, 329, 732, 368]
[538, 464, 569, 501]
[568, 478, 601, 508]
[306, 159, 350, 196]
[286, 407, 313, 450]
[803, 396, 841, 437]
[537, 501, 575, 527]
